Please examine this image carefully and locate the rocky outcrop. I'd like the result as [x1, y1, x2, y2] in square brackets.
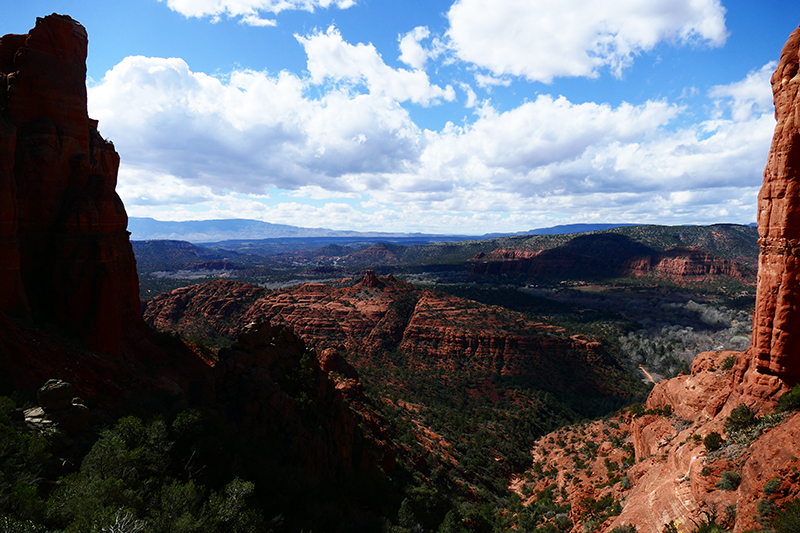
[145, 271, 634, 404]
[471, 241, 755, 285]
[742, 24, 800, 397]
[511, 25, 800, 533]
[24, 379, 89, 435]
[0, 14, 140, 354]
[609, 25, 800, 531]
[211, 321, 371, 480]
[623, 247, 755, 283]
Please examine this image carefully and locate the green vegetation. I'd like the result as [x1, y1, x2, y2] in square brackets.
[724, 404, 757, 434]
[0, 405, 271, 532]
[777, 384, 800, 412]
[704, 432, 723, 452]
[764, 477, 782, 496]
[721, 355, 736, 371]
[773, 497, 800, 532]
[715, 471, 741, 491]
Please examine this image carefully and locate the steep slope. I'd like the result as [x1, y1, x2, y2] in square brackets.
[145, 271, 639, 413]
[0, 17, 399, 531]
[511, 24, 800, 533]
[0, 14, 140, 355]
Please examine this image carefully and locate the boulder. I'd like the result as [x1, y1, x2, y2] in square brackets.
[36, 378, 75, 410]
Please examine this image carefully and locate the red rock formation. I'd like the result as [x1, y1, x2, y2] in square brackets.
[145, 271, 633, 402]
[512, 26, 800, 533]
[744, 25, 800, 394]
[624, 247, 755, 284]
[471, 244, 755, 285]
[0, 14, 140, 354]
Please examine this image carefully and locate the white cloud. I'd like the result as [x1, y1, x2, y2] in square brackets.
[709, 61, 776, 121]
[92, 44, 774, 234]
[240, 14, 277, 26]
[475, 73, 511, 88]
[297, 26, 455, 105]
[399, 26, 431, 71]
[459, 83, 478, 108]
[446, 0, 728, 82]
[89, 55, 423, 194]
[161, 0, 355, 25]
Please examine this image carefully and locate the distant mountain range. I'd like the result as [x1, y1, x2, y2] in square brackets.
[128, 217, 653, 243]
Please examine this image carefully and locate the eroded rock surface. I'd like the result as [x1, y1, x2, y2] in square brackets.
[744, 25, 800, 395]
[0, 14, 140, 354]
[145, 271, 632, 402]
[512, 25, 800, 533]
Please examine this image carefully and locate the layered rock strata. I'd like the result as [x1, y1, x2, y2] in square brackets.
[145, 272, 631, 401]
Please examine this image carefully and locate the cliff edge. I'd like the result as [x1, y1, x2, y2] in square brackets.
[0, 14, 140, 355]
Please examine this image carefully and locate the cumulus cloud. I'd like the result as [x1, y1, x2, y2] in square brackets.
[89, 54, 423, 194]
[709, 61, 776, 121]
[446, 0, 728, 82]
[161, 0, 355, 25]
[297, 26, 455, 105]
[90, 34, 774, 234]
[399, 26, 431, 70]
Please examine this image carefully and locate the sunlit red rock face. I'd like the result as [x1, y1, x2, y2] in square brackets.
[145, 272, 631, 401]
[0, 14, 140, 354]
[742, 25, 800, 396]
[624, 247, 754, 284]
[510, 25, 800, 533]
[613, 25, 800, 531]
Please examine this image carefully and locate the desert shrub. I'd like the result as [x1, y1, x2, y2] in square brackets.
[773, 497, 800, 533]
[764, 477, 782, 496]
[703, 432, 723, 452]
[715, 471, 741, 491]
[777, 385, 800, 412]
[663, 522, 679, 533]
[720, 356, 736, 371]
[610, 526, 636, 533]
[724, 404, 757, 434]
[628, 403, 646, 417]
[757, 498, 777, 526]
[0, 397, 50, 523]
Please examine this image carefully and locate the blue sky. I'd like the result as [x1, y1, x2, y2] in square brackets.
[5, 1, 799, 233]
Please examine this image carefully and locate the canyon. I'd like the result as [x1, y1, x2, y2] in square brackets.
[2, 11, 800, 533]
[510, 23, 800, 533]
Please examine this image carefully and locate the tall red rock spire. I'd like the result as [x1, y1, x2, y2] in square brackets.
[0, 14, 141, 354]
[740, 25, 800, 398]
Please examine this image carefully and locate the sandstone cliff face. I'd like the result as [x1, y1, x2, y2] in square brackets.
[608, 25, 800, 531]
[0, 14, 140, 354]
[471, 243, 754, 285]
[511, 25, 800, 533]
[744, 25, 800, 394]
[623, 247, 755, 284]
[144, 272, 632, 403]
